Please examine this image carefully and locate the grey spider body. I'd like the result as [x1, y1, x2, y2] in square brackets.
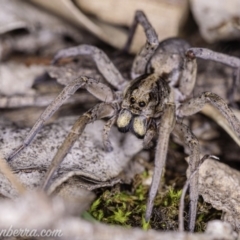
[7, 11, 240, 232]
[147, 38, 197, 103]
[118, 38, 196, 140]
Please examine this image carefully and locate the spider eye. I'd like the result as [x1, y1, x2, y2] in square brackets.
[130, 97, 135, 104]
[139, 101, 146, 107]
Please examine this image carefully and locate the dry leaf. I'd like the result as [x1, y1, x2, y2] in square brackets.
[0, 117, 142, 197]
[29, 0, 189, 53]
[190, 0, 240, 42]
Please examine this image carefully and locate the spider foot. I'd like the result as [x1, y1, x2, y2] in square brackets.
[143, 141, 154, 149]
[7, 144, 26, 161]
[103, 142, 114, 152]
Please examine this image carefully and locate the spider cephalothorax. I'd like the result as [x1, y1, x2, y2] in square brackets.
[7, 10, 240, 232]
[117, 73, 170, 138]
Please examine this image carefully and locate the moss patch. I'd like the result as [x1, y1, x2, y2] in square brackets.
[87, 171, 221, 231]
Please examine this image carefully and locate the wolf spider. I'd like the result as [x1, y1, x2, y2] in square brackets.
[7, 11, 240, 231]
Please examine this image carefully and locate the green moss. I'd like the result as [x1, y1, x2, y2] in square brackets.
[151, 186, 182, 230]
[87, 171, 221, 231]
[88, 172, 149, 228]
[195, 199, 222, 232]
